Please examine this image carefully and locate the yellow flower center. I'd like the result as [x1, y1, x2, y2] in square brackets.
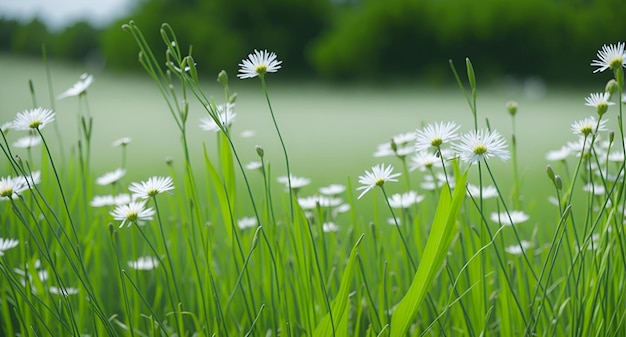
[0, 187, 14, 198]
[431, 137, 443, 147]
[126, 211, 138, 222]
[375, 178, 385, 186]
[473, 145, 488, 156]
[580, 125, 593, 136]
[147, 189, 159, 197]
[29, 120, 42, 129]
[610, 57, 623, 70]
[597, 102, 608, 116]
[255, 64, 267, 75]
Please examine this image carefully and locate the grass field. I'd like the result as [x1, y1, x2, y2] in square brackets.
[1, 36, 623, 336]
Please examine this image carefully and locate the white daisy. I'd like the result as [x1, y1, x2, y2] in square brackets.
[128, 256, 159, 270]
[466, 183, 498, 199]
[110, 201, 155, 228]
[455, 129, 510, 164]
[356, 164, 401, 199]
[90, 195, 115, 207]
[490, 211, 530, 226]
[545, 146, 571, 161]
[237, 217, 258, 230]
[585, 92, 614, 116]
[591, 42, 626, 73]
[608, 150, 624, 162]
[112, 137, 132, 147]
[128, 176, 174, 199]
[571, 116, 607, 136]
[0, 175, 28, 200]
[277, 175, 311, 190]
[12, 107, 55, 131]
[57, 73, 94, 99]
[0, 238, 19, 256]
[420, 173, 456, 191]
[96, 168, 126, 186]
[1, 121, 12, 133]
[387, 191, 424, 208]
[409, 151, 443, 172]
[322, 222, 339, 233]
[504, 240, 532, 255]
[297, 195, 343, 209]
[240, 130, 256, 138]
[415, 121, 460, 153]
[49, 286, 80, 296]
[319, 184, 346, 195]
[237, 49, 282, 79]
[583, 183, 606, 195]
[332, 204, 351, 217]
[13, 135, 41, 148]
[199, 103, 236, 132]
[373, 142, 395, 158]
[245, 161, 263, 170]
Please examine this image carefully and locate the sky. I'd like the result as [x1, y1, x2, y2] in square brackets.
[0, 0, 135, 30]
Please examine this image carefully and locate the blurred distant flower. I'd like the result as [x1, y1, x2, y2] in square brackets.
[298, 195, 343, 209]
[96, 168, 126, 186]
[415, 121, 460, 153]
[504, 240, 531, 255]
[57, 73, 94, 99]
[356, 164, 401, 199]
[129, 176, 174, 199]
[112, 137, 132, 147]
[49, 286, 79, 296]
[322, 222, 339, 233]
[591, 42, 626, 73]
[545, 146, 571, 161]
[12, 108, 55, 131]
[319, 184, 346, 195]
[455, 129, 509, 164]
[490, 211, 529, 226]
[245, 161, 263, 170]
[583, 183, 606, 195]
[13, 135, 41, 148]
[110, 201, 155, 228]
[466, 183, 498, 199]
[237, 217, 258, 230]
[200, 103, 236, 132]
[0, 175, 29, 200]
[1, 121, 12, 133]
[0, 237, 19, 256]
[128, 256, 159, 270]
[387, 191, 424, 208]
[240, 130, 256, 138]
[409, 150, 444, 172]
[277, 174, 311, 191]
[571, 116, 607, 137]
[238, 49, 282, 79]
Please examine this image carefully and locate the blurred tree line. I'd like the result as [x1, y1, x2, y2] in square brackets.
[1, 0, 625, 83]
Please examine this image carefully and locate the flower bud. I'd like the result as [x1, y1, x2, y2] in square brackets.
[554, 175, 563, 190]
[605, 79, 619, 97]
[217, 70, 228, 86]
[506, 100, 518, 116]
[546, 165, 555, 182]
[256, 145, 264, 158]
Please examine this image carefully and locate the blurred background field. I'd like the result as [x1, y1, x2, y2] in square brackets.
[0, 0, 621, 220]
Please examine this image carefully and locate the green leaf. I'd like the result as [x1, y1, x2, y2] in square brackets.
[203, 144, 234, 243]
[313, 235, 364, 336]
[389, 169, 467, 336]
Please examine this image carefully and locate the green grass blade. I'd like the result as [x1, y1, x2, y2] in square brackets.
[389, 170, 467, 336]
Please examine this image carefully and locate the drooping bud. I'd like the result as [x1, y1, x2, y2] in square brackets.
[256, 145, 264, 158]
[506, 100, 518, 116]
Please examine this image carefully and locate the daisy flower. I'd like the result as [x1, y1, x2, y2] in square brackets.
[490, 210, 530, 226]
[591, 42, 626, 73]
[199, 103, 236, 132]
[322, 222, 339, 233]
[49, 286, 80, 296]
[585, 92, 614, 116]
[238, 49, 282, 79]
[1, 121, 12, 133]
[455, 129, 510, 164]
[319, 184, 346, 195]
[466, 183, 498, 199]
[96, 168, 126, 186]
[297, 195, 343, 209]
[12, 135, 41, 148]
[12, 108, 55, 131]
[128, 176, 174, 199]
[277, 175, 311, 190]
[545, 146, 571, 161]
[57, 73, 94, 99]
[112, 137, 132, 147]
[128, 256, 159, 270]
[571, 116, 607, 136]
[504, 240, 532, 255]
[237, 217, 258, 230]
[0, 175, 28, 200]
[387, 191, 424, 208]
[356, 164, 401, 199]
[409, 151, 443, 172]
[0, 238, 19, 256]
[110, 201, 155, 228]
[415, 121, 460, 153]
[245, 161, 263, 170]
[240, 130, 256, 138]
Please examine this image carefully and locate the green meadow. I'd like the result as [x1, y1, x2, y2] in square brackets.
[0, 23, 624, 336]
